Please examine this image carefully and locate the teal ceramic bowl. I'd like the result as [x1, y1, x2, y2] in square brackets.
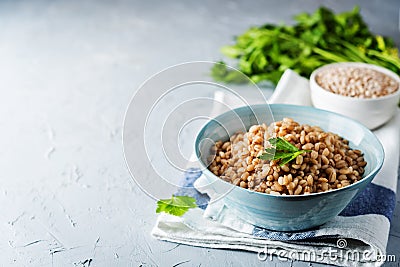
[195, 104, 384, 231]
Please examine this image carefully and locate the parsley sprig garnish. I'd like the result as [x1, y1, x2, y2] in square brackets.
[156, 195, 197, 217]
[258, 137, 311, 166]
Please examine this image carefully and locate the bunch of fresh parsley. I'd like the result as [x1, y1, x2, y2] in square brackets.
[212, 6, 400, 85]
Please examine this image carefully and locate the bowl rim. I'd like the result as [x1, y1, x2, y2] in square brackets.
[195, 103, 385, 198]
[310, 62, 400, 102]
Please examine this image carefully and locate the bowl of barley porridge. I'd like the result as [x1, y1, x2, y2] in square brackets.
[310, 62, 400, 129]
[195, 104, 384, 231]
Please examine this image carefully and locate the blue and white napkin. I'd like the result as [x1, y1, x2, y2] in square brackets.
[152, 70, 399, 267]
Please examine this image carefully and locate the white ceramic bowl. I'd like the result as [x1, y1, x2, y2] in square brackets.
[310, 62, 400, 129]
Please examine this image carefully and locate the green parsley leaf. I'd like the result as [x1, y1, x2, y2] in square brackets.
[258, 147, 276, 161]
[273, 137, 299, 153]
[258, 137, 311, 166]
[156, 195, 197, 217]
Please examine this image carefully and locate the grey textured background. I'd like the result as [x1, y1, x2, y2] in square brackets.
[0, 0, 399, 266]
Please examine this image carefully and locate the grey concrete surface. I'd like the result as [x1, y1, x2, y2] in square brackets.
[0, 0, 399, 266]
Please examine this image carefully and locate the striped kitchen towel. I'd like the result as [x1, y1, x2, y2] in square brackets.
[152, 70, 399, 267]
